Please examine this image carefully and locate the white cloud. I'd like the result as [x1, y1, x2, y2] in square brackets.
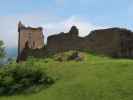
[0, 13, 59, 47]
[43, 16, 104, 42]
[0, 16, 18, 47]
[0, 15, 103, 48]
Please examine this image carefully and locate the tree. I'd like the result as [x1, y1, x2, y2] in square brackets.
[0, 40, 5, 58]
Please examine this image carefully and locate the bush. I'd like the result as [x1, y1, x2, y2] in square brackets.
[0, 40, 5, 58]
[0, 65, 54, 95]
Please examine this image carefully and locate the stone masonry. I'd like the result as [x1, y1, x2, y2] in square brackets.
[17, 21, 44, 61]
[47, 26, 133, 58]
[17, 22, 133, 60]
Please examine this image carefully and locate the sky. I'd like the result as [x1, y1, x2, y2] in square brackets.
[0, 0, 133, 48]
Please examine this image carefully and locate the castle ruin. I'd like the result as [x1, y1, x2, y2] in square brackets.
[17, 21, 44, 61]
[47, 27, 133, 58]
[17, 22, 133, 61]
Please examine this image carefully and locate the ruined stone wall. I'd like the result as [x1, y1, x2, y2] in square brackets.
[47, 26, 85, 52]
[84, 28, 121, 56]
[19, 28, 44, 50]
[47, 26, 133, 58]
[17, 22, 133, 61]
[17, 22, 44, 62]
[86, 28, 133, 57]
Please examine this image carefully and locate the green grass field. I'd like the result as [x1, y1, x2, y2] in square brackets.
[1, 52, 133, 100]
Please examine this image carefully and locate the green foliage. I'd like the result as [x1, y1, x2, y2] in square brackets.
[0, 40, 5, 58]
[0, 65, 54, 95]
[1, 52, 133, 100]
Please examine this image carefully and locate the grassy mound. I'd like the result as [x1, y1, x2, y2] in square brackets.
[1, 51, 133, 100]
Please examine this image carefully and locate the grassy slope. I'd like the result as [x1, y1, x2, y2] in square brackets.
[1, 53, 133, 100]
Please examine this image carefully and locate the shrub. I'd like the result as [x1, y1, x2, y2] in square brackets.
[0, 65, 54, 95]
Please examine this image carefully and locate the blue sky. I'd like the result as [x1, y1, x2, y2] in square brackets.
[0, 0, 133, 47]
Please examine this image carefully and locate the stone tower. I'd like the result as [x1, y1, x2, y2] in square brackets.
[17, 21, 44, 61]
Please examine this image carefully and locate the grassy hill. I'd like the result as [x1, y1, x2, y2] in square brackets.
[1, 52, 133, 100]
